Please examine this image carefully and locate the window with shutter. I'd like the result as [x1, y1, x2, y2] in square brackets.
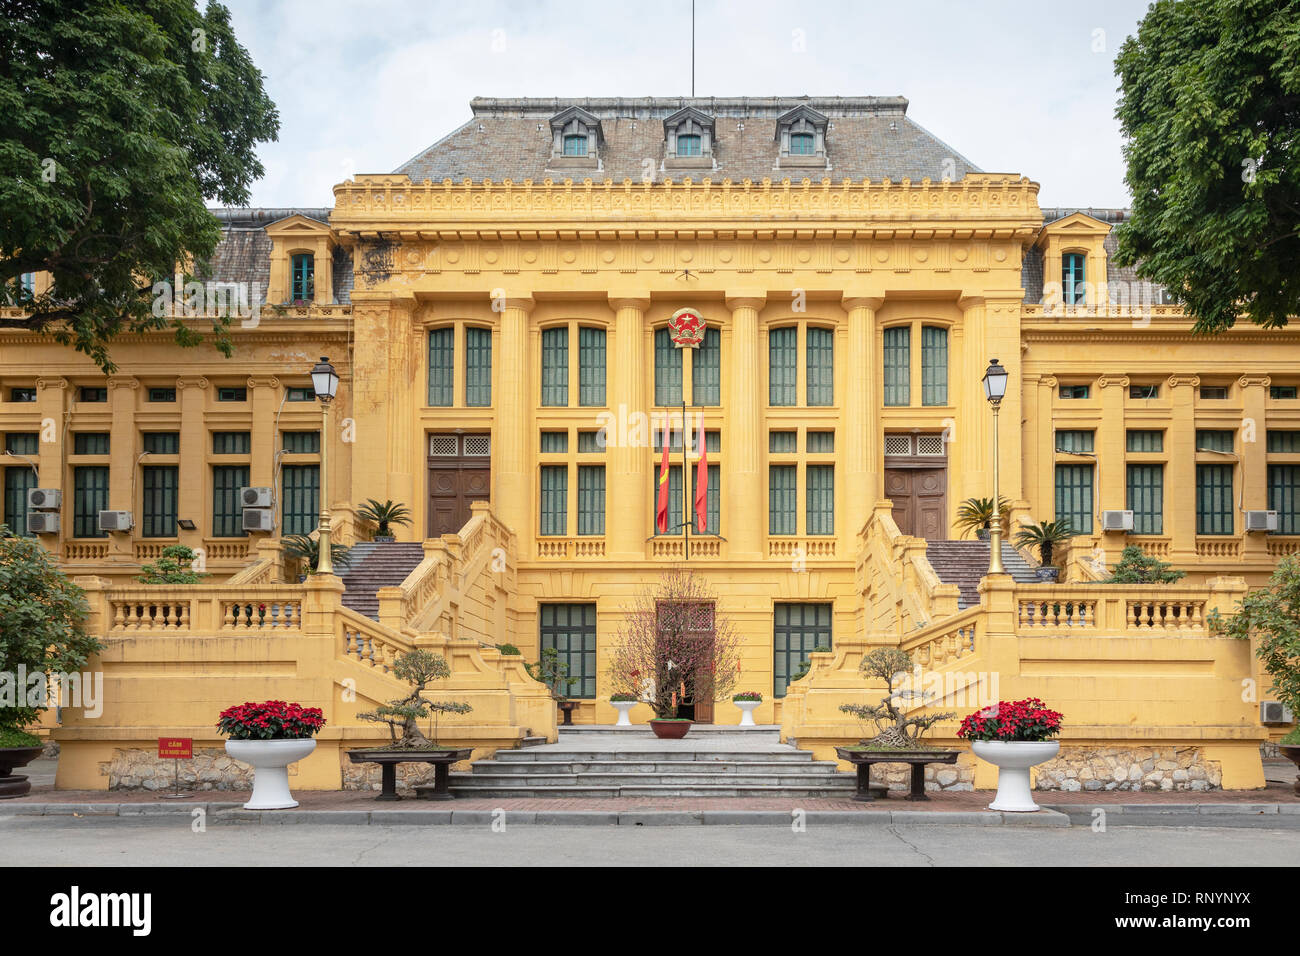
[541, 328, 569, 406]
[883, 327, 910, 406]
[769, 326, 797, 406]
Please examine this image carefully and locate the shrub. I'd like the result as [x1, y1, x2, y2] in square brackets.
[1107, 545, 1185, 584]
[137, 544, 207, 584]
[609, 693, 638, 703]
[495, 643, 521, 656]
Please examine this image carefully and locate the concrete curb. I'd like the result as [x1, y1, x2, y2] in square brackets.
[1042, 803, 1300, 828]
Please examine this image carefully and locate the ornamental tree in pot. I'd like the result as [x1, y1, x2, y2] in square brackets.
[356, 498, 412, 542]
[838, 648, 956, 750]
[955, 496, 1012, 541]
[355, 649, 473, 750]
[959, 698, 1064, 812]
[217, 700, 326, 810]
[607, 569, 743, 738]
[0, 526, 99, 798]
[1013, 519, 1074, 582]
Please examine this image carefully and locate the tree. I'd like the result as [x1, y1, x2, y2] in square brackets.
[524, 647, 577, 701]
[136, 544, 207, 584]
[1213, 555, 1300, 744]
[838, 648, 955, 750]
[356, 650, 472, 749]
[0, 526, 100, 744]
[607, 569, 743, 719]
[0, 0, 280, 371]
[1106, 545, 1186, 584]
[1113, 0, 1300, 333]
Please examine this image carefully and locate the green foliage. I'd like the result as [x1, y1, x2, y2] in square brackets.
[838, 648, 954, 749]
[0, 526, 99, 731]
[356, 499, 412, 538]
[136, 544, 207, 584]
[1013, 519, 1075, 565]
[495, 643, 521, 656]
[955, 496, 1012, 539]
[1107, 545, 1186, 584]
[281, 534, 351, 572]
[526, 647, 578, 701]
[0, 0, 279, 371]
[356, 649, 472, 749]
[609, 693, 638, 702]
[1114, 0, 1300, 333]
[0, 726, 41, 748]
[791, 645, 831, 684]
[1218, 555, 1300, 720]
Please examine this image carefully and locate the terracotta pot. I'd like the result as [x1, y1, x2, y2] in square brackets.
[649, 719, 692, 739]
[1280, 745, 1300, 796]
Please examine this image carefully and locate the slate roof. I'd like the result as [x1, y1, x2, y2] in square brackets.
[394, 96, 982, 183]
[1028, 207, 1167, 306]
[202, 208, 351, 305]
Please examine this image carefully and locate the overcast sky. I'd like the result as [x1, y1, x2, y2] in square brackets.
[225, 0, 1152, 210]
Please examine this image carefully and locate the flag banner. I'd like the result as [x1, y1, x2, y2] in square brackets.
[695, 414, 708, 533]
[656, 424, 671, 533]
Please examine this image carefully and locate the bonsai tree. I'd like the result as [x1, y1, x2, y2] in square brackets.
[955, 496, 1012, 539]
[525, 647, 578, 701]
[0, 526, 100, 747]
[1212, 555, 1300, 746]
[356, 499, 412, 540]
[356, 649, 472, 749]
[281, 533, 351, 573]
[1013, 519, 1074, 566]
[607, 569, 743, 719]
[838, 648, 955, 750]
[136, 544, 207, 584]
[1106, 545, 1186, 584]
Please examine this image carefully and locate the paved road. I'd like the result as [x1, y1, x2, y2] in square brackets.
[3, 818, 1298, 866]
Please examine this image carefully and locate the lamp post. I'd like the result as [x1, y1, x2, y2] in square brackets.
[310, 356, 339, 575]
[982, 358, 1008, 575]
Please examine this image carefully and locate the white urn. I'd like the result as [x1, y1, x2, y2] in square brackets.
[611, 700, 637, 727]
[733, 699, 762, 727]
[225, 738, 317, 809]
[971, 739, 1060, 812]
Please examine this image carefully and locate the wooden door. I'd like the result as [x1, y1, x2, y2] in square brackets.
[885, 467, 947, 540]
[427, 433, 491, 537]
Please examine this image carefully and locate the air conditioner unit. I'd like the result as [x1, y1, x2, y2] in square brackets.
[27, 488, 61, 510]
[1245, 510, 1278, 533]
[1261, 701, 1295, 725]
[98, 510, 133, 532]
[242, 508, 274, 532]
[26, 512, 60, 535]
[241, 486, 273, 508]
[1101, 510, 1134, 532]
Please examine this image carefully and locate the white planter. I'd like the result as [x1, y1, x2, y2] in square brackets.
[971, 739, 1060, 812]
[733, 699, 761, 727]
[225, 738, 317, 810]
[611, 700, 637, 727]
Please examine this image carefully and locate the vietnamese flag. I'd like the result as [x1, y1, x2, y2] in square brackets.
[694, 415, 708, 533]
[656, 424, 671, 533]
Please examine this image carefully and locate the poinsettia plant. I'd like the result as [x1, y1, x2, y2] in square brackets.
[957, 698, 1062, 742]
[217, 701, 326, 740]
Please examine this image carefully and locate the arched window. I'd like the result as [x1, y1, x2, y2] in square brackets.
[291, 253, 314, 302]
[677, 134, 702, 157]
[1062, 253, 1086, 306]
[563, 134, 588, 157]
[790, 132, 816, 155]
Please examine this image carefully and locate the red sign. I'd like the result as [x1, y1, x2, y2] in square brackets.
[158, 737, 192, 759]
[669, 307, 706, 348]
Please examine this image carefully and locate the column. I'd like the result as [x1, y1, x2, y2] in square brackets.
[496, 296, 535, 551]
[349, 294, 393, 527]
[385, 294, 418, 525]
[106, 377, 138, 557]
[955, 295, 989, 506]
[842, 295, 883, 538]
[1167, 374, 1198, 563]
[34, 377, 66, 552]
[1240, 374, 1270, 561]
[608, 294, 651, 559]
[725, 291, 766, 559]
[1097, 375, 1128, 518]
[247, 377, 279, 490]
[176, 377, 208, 547]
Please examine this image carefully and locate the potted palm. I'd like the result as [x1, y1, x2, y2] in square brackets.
[1013, 519, 1074, 582]
[281, 533, 351, 579]
[356, 498, 412, 542]
[959, 697, 1063, 812]
[955, 496, 1012, 540]
[218, 700, 326, 809]
[732, 691, 763, 726]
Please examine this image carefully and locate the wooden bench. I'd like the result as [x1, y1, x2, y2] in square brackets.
[347, 748, 473, 801]
[835, 747, 962, 802]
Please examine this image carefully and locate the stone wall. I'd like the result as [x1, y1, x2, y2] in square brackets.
[341, 755, 475, 792]
[871, 755, 976, 792]
[108, 748, 255, 791]
[1032, 746, 1222, 792]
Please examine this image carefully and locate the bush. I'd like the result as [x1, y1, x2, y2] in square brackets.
[137, 544, 207, 584]
[495, 643, 521, 656]
[1214, 554, 1300, 734]
[1107, 546, 1185, 584]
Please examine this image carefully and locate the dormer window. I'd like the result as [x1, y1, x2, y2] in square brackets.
[677, 134, 701, 157]
[562, 134, 588, 157]
[790, 133, 815, 155]
[775, 105, 829, 167]
[291, 253, 314, 302]
[1063, 252, 1086, 306]
[549, 106, 602, 168]
[662, 107, 714, 167]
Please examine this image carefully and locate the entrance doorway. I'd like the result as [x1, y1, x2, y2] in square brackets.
[659, 601, 715, 724]
[883, 433, 948, 540]
[427, 433, 490, 537]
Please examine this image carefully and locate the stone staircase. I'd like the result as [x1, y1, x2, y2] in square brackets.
[449, 729, 858, 798]
[340, 541, 426, 620]
[924, 540, 1039, 608]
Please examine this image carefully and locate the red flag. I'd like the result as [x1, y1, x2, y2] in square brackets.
[656, 424, 671, 533]
[694, 414, 708, 533]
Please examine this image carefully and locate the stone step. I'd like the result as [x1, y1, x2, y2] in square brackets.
[491, 750, 816, 763]
[459, 771, 850, 787]
[470, 760, 842, 776]
[447, 779, 858, 799]
[558, 725, 782, 734]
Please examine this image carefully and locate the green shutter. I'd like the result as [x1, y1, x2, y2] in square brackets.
[1267, 431, 1300, 453]
[282, 431, 320, 454]
[539, 431, 568, 454]
[654, 328, 682, 406]
[541, 327, 569, 406]
[773, 603, 832, 697]
[921, 326, 948, 406]
[1269, 465, 1300, 534]
[577, 465, 605, 535]
[281, 464, 320, 536]
[689, 464, 720, 535]
[883, 327, 910, 406]
[1063, 253, 1085, 305]
[578, 327, 606, 407]
[769, 326, 797, 406]
[1126, 464, 1163, 535]
[806, 465, 834, 535]
[212, 431, 251, 455]
[427, 328, 454, 406]
[1195, 464, 1233, 535]
[540, 465, 567, 535]
[73, 466, 109, 537]
[141, 465, 178, 537]
[74, 433, 110, 455]
[1196, 430, 1234, 453]
[653, 464, 682, 534]
[1126, 430, 1163, 452]
[291, 253, 314, 301]
[769, 465, 797, 535]
[465, 327, 492, 406]
[1054, 463, 1093, 535]
[577, 431, 604, 453]
[213, 466, 249, 537]
[1055, 430, 1095, 453]
[142, 432, 179, 455]
[806, 327, 833, 406]
[4, 464, 37, 536]
[692, 327, 720, 406]
[539, 603, 597, 699]
[769, 431, 797, 453]
[806, 431, 835, 453]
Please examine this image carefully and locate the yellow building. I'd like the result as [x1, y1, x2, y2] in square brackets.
[2, 97, 1291, 792]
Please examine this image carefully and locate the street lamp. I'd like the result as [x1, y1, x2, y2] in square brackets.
[310, 356, 339, 574]
[982, 358, 1008, 575]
